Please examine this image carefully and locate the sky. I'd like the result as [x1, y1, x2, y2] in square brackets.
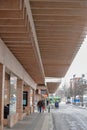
[60, 35, 87, 87]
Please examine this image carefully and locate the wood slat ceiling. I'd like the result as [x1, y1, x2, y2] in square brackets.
[0, 0, 87, 93]
[30, 0, 87, 77]
[30, 0, 87, 92]
[0, 0, 45, 84]
[47, 82, 60, 94]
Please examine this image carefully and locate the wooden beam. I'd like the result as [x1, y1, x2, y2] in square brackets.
[24, 0, 45, 79]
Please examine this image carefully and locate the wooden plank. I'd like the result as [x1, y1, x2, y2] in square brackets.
[39, 41, 80, 47]
[3, 37, 30, 42]
[0, 27, 28, 33]
[0, 33, 30, 38]
[34, 21, 87, 26]
[33, 15, 87, 21]
[37, 31, 85, 37]
[36, 28, 84, 33]
[0, 19, 26, 26]
[30, 1, 87, 9]
[36, 29, 87, 35]
[37, 36, 83, 39]
[5, 41, 30, 44]
[0, 10, 24, 19]
[35, 25, 85, 30]
[32, 8, 87, 16]
[6, 44, 32, 48]
[0, 0, 22, 10]
[30, 0, 87, 2]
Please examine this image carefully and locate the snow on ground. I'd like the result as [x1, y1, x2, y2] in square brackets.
[51, 104, 87, 130]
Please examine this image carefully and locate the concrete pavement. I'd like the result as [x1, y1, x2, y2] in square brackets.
[4, 112, 53, 130]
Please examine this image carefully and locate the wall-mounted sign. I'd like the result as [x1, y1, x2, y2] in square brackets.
[9, 73, 17, 115]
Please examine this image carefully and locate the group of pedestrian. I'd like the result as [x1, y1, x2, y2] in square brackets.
[37, 100, 45, 113]
[37, 100, 59, 113]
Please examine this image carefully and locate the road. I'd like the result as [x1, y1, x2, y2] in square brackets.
[51, 103, 87, 130]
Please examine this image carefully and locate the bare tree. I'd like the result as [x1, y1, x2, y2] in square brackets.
[69, 74, 87, 104]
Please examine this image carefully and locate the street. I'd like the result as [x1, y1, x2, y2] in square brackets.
[51, 103, 87, 130]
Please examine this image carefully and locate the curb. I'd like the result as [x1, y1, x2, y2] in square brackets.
[48, 113, 53, 130]
[41, 114, 49, 130]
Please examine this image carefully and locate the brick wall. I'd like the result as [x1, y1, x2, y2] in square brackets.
[0, 64, 5, 130]
[17, 80, 23, 120]
[4, 73, 10, 106]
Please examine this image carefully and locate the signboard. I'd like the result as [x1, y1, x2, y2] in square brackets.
[9, 74, 17, 115]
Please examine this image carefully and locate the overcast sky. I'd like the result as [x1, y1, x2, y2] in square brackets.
[64, 35, 87, 82]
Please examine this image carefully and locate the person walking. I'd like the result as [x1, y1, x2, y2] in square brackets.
[42, 100, 45, 112]
[37, 100, 42, 113]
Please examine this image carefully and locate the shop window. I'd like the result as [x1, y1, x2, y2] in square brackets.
[23, 91, 28, 106]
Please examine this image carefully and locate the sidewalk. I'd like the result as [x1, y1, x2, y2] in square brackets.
[4, 112, 53, 130]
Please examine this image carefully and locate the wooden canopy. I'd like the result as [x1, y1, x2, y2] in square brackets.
[0, 0, 86, 93]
